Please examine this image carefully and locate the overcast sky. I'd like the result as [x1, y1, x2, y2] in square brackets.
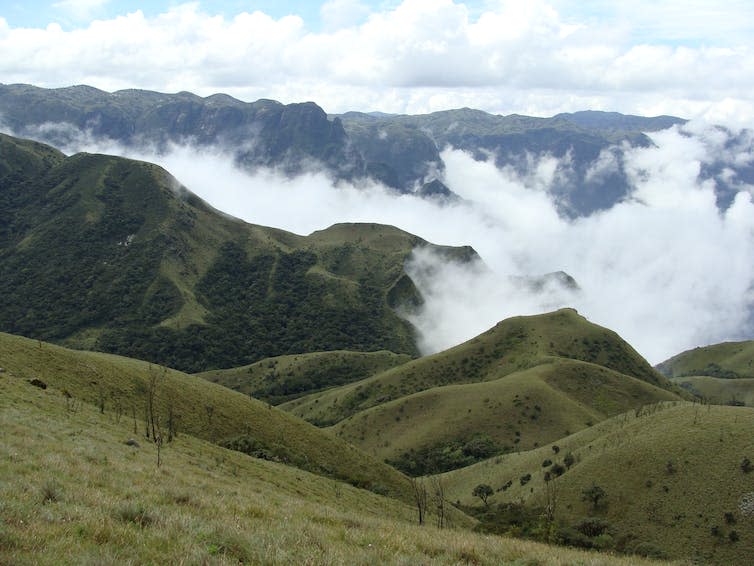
[2, 0, 754, 122]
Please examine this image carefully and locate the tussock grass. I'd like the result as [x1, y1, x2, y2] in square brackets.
[0, 372, 670, 565]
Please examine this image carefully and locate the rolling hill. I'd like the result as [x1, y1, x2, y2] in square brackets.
[0, 331, 414, 499]
[0, 131, 475, 372]
[438, 401, 754, 565]
[281, 309, 683, 473]
[0, 361, 666, 565]
[196, 350, 411, 405]
[657, 340, 754, 379]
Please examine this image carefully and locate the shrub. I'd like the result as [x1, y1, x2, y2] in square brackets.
[541, 459, 552, 468]
[741, 457, 753, 474]
[563, 452, 575, 468]
[575, 517, 610, 537]
[581, 484, 607, 510]
[729, 530, 740, 542]
[115, 503, 155, 527]
[39, 480, 62, 504]
[519, 473, 532, 486]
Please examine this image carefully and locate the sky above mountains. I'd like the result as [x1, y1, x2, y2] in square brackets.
[2, 1, 754, 122]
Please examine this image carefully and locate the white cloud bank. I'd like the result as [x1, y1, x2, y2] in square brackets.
[37, 121, 754, 365]
[1, 1, 754, 122]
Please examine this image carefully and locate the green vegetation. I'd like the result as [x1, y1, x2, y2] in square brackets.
[670, 375, 754, 407]
[657, 340, 754, 379]
[196, 350, 410, 405]
[439, 402, 754, 565]
[0, 132, 480, 372]
[0, 331, 414, 500]
[0, 343, 669, 566]
[281, 310, 681, 473]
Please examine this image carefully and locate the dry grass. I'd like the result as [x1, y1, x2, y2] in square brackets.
[0, 372, 672, 565]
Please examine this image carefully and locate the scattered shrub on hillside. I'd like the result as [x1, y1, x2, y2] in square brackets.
[581, 484, 607, 510]
[472, 484, 494, 506]
[563, 452, 575, 468]
[741, 457, 752, 474]
[575, 517, 611, 537]
[729, 530, 740, 542]
[552, 445, 560, 454]
[39, 479, 62, 504]
[666, 460, 676, 475]
[519, 473, 532, 486]
[497, 480, 513, 492]
[724, 511, 736, 524]
[541, 459, 552, 468]
[386, 434, 507, 476]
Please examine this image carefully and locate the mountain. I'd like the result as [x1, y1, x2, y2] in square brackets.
[1, 355, 659, 565]
[0, 83, 703, 216]
[337, 108, 687, 215]
[0, 131, 475, 372]
[281, 309, 683, 474]
[439, 401, 754, 565]
[0, 83, 363, 179]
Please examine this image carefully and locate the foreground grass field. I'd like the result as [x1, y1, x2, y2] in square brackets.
[0, 372, 672, 565]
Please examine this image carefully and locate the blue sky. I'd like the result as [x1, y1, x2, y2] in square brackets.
[1, 1, 754, 121]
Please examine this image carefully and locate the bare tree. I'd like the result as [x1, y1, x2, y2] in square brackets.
[409, 477, 429, 525]
[431, 477, 446, 529]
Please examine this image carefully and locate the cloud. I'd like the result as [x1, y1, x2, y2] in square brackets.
[22, 118, 754, 365]
[0, 1, 753, 121]
[320, 0, 370, 31]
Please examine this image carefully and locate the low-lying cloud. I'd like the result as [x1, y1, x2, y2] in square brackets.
[8, 121, 754, 365]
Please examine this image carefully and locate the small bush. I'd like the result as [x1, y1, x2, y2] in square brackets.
[519, 473, 531, 486]
[115, 503, 155, 528]
[741, 457, 753, 474]
[40, 480, 62, 504]
[729, 530, 740, 542]
[541, 459, 552, 468]
[575, 517, 611, 537]
[563, 452, 575, 468]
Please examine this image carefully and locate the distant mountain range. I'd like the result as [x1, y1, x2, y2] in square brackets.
[8, 83, 748, 216]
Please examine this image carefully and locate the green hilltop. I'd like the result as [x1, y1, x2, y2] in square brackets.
[0, 132, 475, 372]
[280, 309, 683, 474]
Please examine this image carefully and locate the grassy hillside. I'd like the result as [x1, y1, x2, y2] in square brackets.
[331, 359, 679, 474]
[283, 309, 676, 427]
[0, 332, 414, 500]
[657, 340, 754, 379]
[0, 374, 668, 566]
[0, 132, 475, 372]
[196, 350, 410, 405]
[670, 375, 754, 406]
[440, 402, 754, 565]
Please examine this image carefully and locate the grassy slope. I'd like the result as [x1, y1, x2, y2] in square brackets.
[657, 340, 754, 379]
[670, 375, 754, 406]
[331, 359, 679, 462]
[0, 332, 413, 501]
[195, 350, 411, 405]
[440, 402, 754, 565]
[282, 309, 677, 427]
[1, 132, 480, 371]
[0, 376, 668, 566]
